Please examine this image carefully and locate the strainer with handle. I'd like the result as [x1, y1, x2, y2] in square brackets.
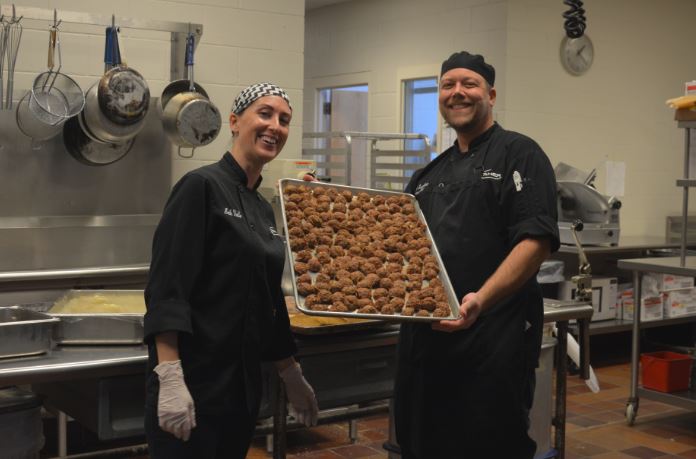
[29, 11, 84, 126]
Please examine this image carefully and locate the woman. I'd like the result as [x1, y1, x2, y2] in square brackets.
[144, 82, 318, 458]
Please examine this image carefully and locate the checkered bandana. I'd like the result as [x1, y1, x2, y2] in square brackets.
[230, 82, 291, 115]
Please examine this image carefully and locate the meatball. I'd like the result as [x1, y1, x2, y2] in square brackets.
[330, 246, 346, 257]
[357, 304, 378, 314]
[290, 237, 306, 251]
[329, 303, 349, 313]
[317, 252, 332, 264]
[297, 273, 312, 284]
[388, 286, 406, 298]
[308, 258, 322, 273]
[389, 297, 405, 312]
[315, 273, 331, 284]
[341, 285, 357, 297]
[372, 288, 389, 299]
[349, 271, 365, 284]
[415, 309, 430, 317]
[297, 283, 315, 296]
[387, 252, 404, 264]
[379, 278, 394, 289]
[311, 304, 329, 311]
[401, 306, 415, 316]
[433, 308, 450, 318]
[380, 304, 396, 315]
[317, 289, 332, 303]
[304, 294, 319, 307]
[344, 295, 360, 310]
[356, 287, 371, 299]
[295, 250, 312, 263]
[294, 261, 309, 275]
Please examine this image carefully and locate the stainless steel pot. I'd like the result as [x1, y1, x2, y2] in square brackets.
[160, 33, 220, 155]
[63, 112, 134, 166]
[82, 26, 149, 144]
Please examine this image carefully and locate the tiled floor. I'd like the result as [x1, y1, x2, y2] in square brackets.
[243, 362, 696, 458]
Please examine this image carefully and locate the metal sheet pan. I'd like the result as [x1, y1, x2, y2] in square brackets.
[286, 296, 386, 334]
[48, 290, 145, 345]
[280, 179, 461, 322]
[0, 306, 59, 358]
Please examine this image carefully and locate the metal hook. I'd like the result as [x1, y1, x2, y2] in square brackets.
[10, 4, 22, 23]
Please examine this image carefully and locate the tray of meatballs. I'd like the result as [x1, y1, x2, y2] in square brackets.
[280, 179, 462, 322]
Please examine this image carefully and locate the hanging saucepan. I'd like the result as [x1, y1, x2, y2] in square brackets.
[161, 32, 221, 158]
[82, 25, 150, 144]
[63, 115, 134, 166]
[62, 27, 135, 166]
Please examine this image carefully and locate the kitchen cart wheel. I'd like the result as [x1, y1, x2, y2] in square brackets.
[625, 402, 637, 425]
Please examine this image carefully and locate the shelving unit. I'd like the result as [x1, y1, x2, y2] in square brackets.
[618, 118, 696, 425]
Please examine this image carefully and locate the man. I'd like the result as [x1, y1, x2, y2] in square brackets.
[393, 51, 560, 458]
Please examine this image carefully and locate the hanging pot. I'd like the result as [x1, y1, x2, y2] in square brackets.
[82, 25, 150, 144]
[63, 112, 134, 166]
[161, 32, 221, 157]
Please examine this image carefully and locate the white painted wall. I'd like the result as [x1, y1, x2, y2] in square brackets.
[7, 0, 305, 184]
[305, 0, 696, 238]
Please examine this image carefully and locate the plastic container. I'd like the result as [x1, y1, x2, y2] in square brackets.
[641, 351, 693, 393]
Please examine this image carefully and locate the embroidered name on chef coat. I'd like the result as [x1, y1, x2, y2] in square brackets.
[224, 208, 243, 218]
[414, 182, 430, 195]
[481, 169, 502, 181]
[270, 226, 282, 237]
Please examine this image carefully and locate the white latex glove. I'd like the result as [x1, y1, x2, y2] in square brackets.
[154, 360, 197, 441]
[279, 362, 319, 427]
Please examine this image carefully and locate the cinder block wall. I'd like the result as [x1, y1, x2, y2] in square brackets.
[8, 0, 305, 185]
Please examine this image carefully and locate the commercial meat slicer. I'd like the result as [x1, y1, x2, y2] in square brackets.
[555, 163, 621, 246]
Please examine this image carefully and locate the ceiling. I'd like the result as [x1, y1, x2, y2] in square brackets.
[305, 0, 352, 11]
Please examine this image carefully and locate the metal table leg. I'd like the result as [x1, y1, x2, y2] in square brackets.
[58, 410, 68, 457]
[553, 320, 568, 459]
[273, 382, 287, 459]
[626, 270, 642, 425]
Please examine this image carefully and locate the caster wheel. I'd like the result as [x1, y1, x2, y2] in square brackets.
[625, 403, 637, 425]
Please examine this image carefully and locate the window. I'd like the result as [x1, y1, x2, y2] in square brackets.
[403, 77, 438, 159]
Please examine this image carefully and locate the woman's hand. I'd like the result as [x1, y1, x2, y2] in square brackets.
[301, 170, 318, 182]
[278, 362, 319, 426]
[153, 360, 197, 441]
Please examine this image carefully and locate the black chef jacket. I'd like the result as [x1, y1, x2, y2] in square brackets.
[144, 153, 297, 416]
[394, 123, 560, 458]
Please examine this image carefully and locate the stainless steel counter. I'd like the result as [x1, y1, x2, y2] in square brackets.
[0, 345, 148, 386]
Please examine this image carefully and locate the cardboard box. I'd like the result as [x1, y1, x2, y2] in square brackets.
[559, 277, 618, 322]
[622, 295, 663, 322]
[663, 287, 696, 318]
[642, 273, 694, 297]
[617, 283, 633, 319]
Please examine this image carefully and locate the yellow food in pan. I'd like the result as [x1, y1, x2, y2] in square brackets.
[50, 293, 146, 314]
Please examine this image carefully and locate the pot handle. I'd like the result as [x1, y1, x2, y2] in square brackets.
[112, 26, 122, 67]
[185, 32, 195, 91]
[103, 26, 114, 72]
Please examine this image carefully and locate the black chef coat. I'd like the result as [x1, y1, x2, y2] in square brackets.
[144, 153, 296, 416]
[394, 123, 559, 458]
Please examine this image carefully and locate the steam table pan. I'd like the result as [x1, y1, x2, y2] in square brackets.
[48, 289, 145, 345]
[0, 306, 59, 359]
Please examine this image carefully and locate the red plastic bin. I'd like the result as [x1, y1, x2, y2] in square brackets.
[641, 351, 693, 393]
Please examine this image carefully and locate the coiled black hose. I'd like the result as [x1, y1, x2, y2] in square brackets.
[563, 0, 586, 38]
